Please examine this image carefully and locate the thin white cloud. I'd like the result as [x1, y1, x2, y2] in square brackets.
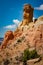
[13, 19, 20, 25]
[4, 19, 20, 29]
[34, 4, 43, 10]
[4, 24, 16, 29]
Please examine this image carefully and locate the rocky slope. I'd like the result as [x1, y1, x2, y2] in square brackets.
[0, 4, 43, 65]
[0, 16, 43, 65]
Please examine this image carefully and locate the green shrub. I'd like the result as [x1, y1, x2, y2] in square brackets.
[30, 50, 40, 59]
[22, 49, 40, 63]
[22, 49, 30, 62]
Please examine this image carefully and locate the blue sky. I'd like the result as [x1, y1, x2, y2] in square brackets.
[0, 0, 43, 37]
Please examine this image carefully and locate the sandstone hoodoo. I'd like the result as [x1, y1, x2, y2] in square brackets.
[20, 4, 34, 26]
[0, 4, 43, 65]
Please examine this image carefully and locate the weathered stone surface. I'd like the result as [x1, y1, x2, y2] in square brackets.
[20, 4, 34, 26]
[1, 31, 14, 49]
[27, 58, 40, 65]
[13, 28, 23, 39]
[25, 16, 43, 55]
[0, 4, 43, 65]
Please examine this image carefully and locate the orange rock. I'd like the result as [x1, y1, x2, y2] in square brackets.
[1, 31, 14, 49]
[14, 28, 23, 39]
[20, 4, 34, 26]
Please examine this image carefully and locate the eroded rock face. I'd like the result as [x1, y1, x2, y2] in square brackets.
[25, 16, 43, 55]
[0, 16, 43, 65]
[4, 31, 14, 40]
[34, 16, 43, 54]
[14, 4, 34, 39]
[13, 4, 34, 39]
[1, 31, 14, 49]
[20, 4, 34, 26]
[0, 4, 43, 65]
[35, 24, 43, 55]
[14, 29, 23, 38]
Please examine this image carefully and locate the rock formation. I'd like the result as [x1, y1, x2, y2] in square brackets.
[13, 4, 34, 40]
[34, 16, 43, 54]
[0, 4, 43, 65]
[20, 4, 34, 26]
[1, 31, 14, 48]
